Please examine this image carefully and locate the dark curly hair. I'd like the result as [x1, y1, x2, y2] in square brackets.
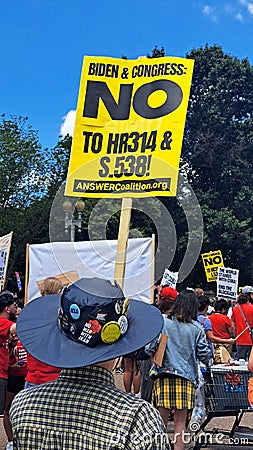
[238, 293, 249, 305]
[170, 290, 199, 323]
[198, 295, 210, 313]
[158, 297, 174, 314]
[214, 298, 229, 313]
[0, 291, 15, 313]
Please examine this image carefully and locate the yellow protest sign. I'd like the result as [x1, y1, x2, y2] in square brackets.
[65, 55, 194, 198]
[201, 250, 224, 283]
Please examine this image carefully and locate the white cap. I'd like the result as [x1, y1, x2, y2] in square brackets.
[242, 285, 253, 294]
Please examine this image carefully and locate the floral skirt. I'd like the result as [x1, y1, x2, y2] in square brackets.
[152, 375, 195, 410]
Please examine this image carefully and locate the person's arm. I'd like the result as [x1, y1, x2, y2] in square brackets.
[10, 323, 16, 335]
[204, 316, 235, 345]
[206, 329, 235, 345]
[196, 328, 210, 366]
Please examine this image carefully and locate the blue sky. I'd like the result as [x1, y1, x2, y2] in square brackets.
[1, 0, 253, 150]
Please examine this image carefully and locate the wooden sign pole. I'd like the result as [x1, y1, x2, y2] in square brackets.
[114, 198, 132, 290]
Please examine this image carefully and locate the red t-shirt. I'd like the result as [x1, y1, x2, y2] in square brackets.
[209, 313, 232, 339]
[8, 341, 28, 378]
[25, 353, 61, 384]
[231, 303, 253, 345]
[0, 317, 13, 379]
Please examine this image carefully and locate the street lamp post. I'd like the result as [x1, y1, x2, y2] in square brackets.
[62, 199, 85, 242]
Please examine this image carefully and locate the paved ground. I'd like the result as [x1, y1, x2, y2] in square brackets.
[1, 373, 253, 449]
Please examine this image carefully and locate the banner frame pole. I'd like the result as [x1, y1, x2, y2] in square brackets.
[114, 198, 132, 290]
[150, 233, 156, 304]
[24, 243, 29, 304]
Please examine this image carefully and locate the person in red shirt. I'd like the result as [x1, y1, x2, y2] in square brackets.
[209, 299, 233, 339]
[209, 298, 234, 362]
[231, 293, 253, 360]
[25, 354, 61, 387]
[0, 292, 17, 417]
[4, 305, 27, 450]
[241, 285, 253, 304]
[24, 277, 63, 389]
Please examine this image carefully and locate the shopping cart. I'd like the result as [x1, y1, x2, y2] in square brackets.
[189, 363, 253, 449]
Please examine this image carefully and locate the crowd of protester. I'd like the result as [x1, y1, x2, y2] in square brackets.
[1, 277, 253, 449]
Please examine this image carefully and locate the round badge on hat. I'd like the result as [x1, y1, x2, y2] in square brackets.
[70, 324, 77, 335]
[118, 315, 128, 334]
[58, 308, 69, 330]
[115, 302, 122, 315]
[122, 298, 130, 316]
[101, 321, 121, 344]
[69, 304, 80, 320]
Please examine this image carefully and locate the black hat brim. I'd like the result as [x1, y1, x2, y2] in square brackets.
[17, 294, 163, 368]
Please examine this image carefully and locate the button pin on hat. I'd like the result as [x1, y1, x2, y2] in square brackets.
[118, 315, 128, 334]
[69, 304, 81, 320]
[101, 321, 121, 344]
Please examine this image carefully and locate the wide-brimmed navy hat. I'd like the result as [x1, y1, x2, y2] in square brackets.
[17, 277, 163, 368]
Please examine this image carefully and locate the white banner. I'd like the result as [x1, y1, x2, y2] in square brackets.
[0, 232, 13, 287]
[28, 238, 153, 302]
[161, 268, 178, 289]
[217, 267, 239, 301]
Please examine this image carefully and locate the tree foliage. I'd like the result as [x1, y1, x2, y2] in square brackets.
[182, 44, 253, 285]
[0, 115, 48, 208]
[0, 115, 52, 288]
[184, 45, 253, 198]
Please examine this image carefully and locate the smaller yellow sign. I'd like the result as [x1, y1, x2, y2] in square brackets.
[201, 250, 224, 283]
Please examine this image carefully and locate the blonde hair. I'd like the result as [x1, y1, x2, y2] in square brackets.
[194, 287, 204, 297]
[40, 277, 64, 296]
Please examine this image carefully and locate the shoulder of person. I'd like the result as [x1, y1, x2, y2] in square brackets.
[191, 319, 206, 333]
[0, 317, 15, 332]
[224, 315, 232, 323]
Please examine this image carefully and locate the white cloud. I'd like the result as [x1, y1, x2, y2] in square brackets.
[203, 5, 212, 15]
[224, 3, 244, 20]
[203, 5, 214, 16]
[202, 4, 218, 22]
[235, 12, 244, 20]
[201, 1, 253, 21]
[248, 2, 253, 14]
[60, 110, 76, 137]
[238, 0, 253, 15]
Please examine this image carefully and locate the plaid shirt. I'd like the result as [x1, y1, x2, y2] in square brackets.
[10, 365, 170, 449]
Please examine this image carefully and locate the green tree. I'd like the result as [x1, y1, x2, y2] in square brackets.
[0, 115, 49, 209]
[48, 134, 72, 195]
[182, 45, 253, 285]
[184, 45, 253, 198]
[0, 115, 51, 287]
